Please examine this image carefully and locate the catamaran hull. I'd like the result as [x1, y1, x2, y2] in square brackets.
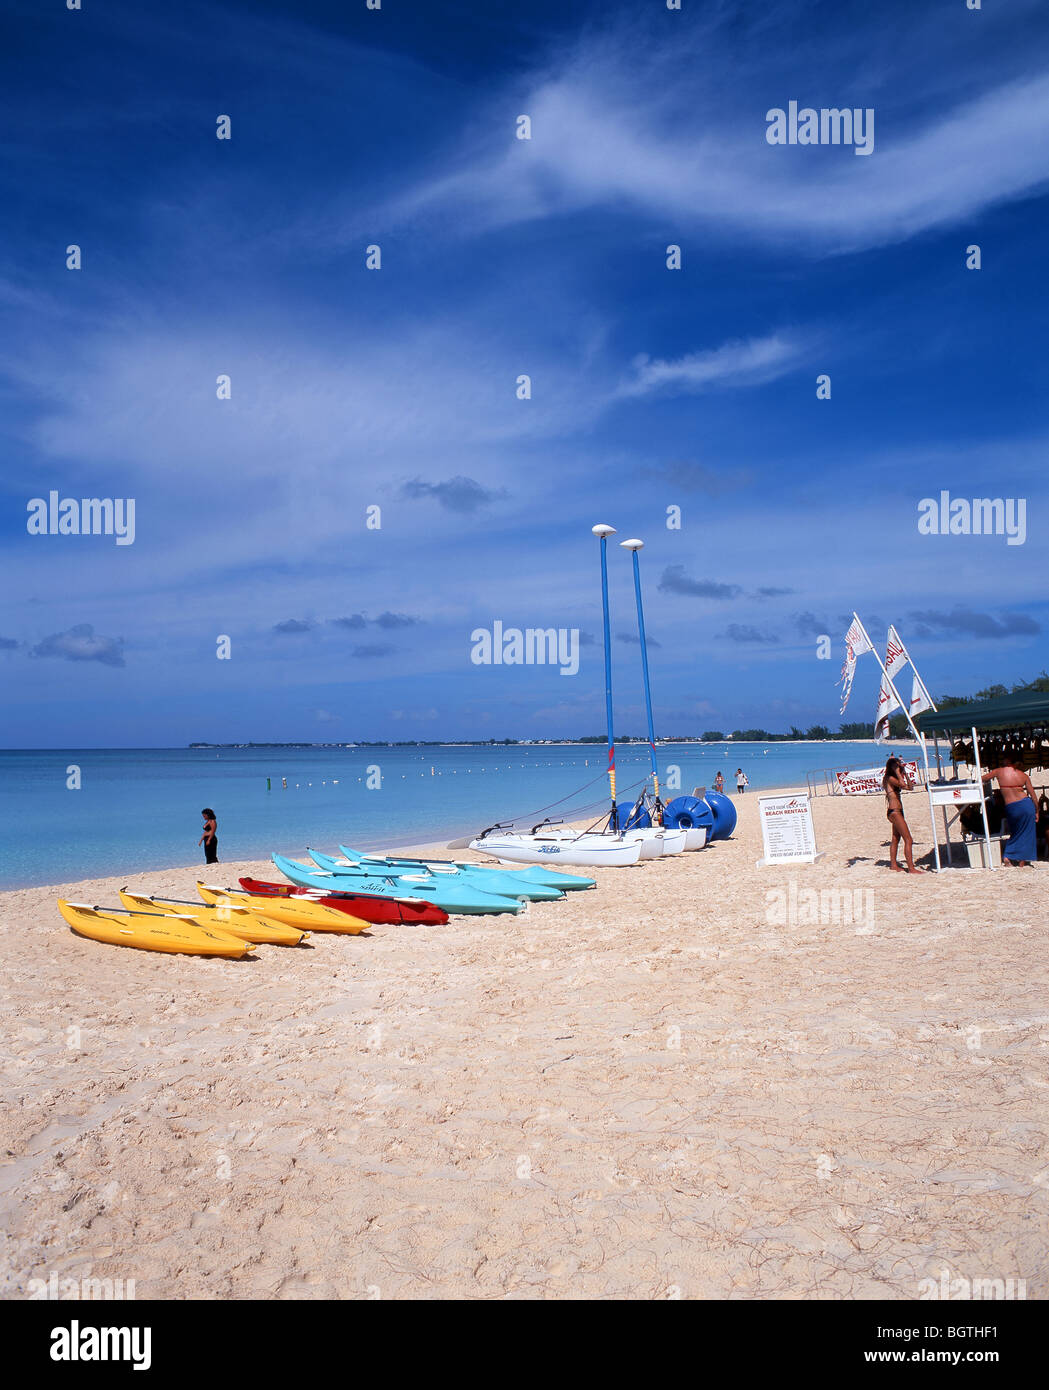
[638, 828, 687, 857]
[521, 826, 686, 858]
[682, 827, 709, 850]
[469, 834, 644, 867]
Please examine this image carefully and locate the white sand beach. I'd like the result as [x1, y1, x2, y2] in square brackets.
[2, 789, 1045, 1300]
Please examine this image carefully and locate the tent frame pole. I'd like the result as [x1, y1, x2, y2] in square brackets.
[972, 724, 996, 871]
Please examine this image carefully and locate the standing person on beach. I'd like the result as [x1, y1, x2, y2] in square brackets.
[736, 768, 748, 794]
[198, 808, 218, 865]
[982, 756, 1038, 866]
[883, 758, 923, 874]
[714, 771, 724, 795]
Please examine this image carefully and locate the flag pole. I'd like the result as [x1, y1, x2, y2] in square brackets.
[892, 628, 951, 869]
[854, 613, 941, 872]
[620, 538, 662, 822]
[593, 524, 619, 833]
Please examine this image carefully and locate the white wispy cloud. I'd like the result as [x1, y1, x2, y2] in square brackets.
[378, 24, 1049, 252]
[618, 333, 807, 397]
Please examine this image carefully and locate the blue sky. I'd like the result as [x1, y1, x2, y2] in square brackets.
[2, 0, 1047, 746]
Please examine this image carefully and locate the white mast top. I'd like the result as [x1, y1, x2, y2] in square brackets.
[592, 523, 616, 538]
[619, 538, 644, 551]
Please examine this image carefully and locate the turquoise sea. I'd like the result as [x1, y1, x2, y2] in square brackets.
[0, 741, 916, 889]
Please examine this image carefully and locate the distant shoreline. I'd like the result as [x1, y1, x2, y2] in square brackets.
[0, 738, 919, 752]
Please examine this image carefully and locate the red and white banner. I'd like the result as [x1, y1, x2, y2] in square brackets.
[836, 761, 920, 795]
[838, 615, 873, 714]
[874, 625, 909, 740]
[909, 671, 934, 719]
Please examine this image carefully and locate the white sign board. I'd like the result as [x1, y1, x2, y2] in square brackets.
[836, 761, 919, 795]
[758, 792, 821, 866]
[929, 782, 983, 806]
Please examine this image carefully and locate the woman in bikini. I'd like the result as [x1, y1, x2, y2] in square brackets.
[198, 807, 218, 865]
[883, 757, 923, 874]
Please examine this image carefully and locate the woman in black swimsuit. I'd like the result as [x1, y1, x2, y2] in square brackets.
[883, 758, 922, 873]
[199, 808, 218, 865]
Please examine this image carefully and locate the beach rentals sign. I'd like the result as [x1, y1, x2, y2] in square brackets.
[757, 793, 821, 865]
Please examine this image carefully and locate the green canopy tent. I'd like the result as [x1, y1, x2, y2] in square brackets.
[917, 690, 1049, 736]
[917, 690, 1049, 869]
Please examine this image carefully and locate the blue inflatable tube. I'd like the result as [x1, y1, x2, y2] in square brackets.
[663, 795, 714, 833]
[702, 791, 737, 840]
[617, 799, 651, 829]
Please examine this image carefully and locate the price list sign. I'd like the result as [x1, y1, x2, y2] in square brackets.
[758, 793, 821, 866]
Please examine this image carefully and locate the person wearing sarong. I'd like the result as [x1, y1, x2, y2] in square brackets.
[982, 757, 1038, 866]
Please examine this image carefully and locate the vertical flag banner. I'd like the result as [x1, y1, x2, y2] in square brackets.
[838, 614, 873, 714]
[910, 672, 934, 719]
[874, 625, 909, 740]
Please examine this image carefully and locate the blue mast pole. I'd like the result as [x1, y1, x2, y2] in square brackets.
[592, 524, 618, 833]
[621, 538, 662, 819]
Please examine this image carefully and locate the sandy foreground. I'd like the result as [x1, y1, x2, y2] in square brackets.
[1, 789, 1046, 1301]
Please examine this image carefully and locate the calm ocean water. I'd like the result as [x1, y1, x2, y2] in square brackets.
[0, 741, 915, 889]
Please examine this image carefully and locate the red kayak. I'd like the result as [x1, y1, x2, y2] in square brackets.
[238, 876, 449, 925]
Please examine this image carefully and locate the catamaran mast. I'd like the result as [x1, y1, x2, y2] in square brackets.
[621, 538, 662, 821]
[592, 524, 619, 833]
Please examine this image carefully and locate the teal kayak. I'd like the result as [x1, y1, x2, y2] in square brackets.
[271, 854, 522, 916]
[337, 844, 594, 893]
[315, 848, 564, 902]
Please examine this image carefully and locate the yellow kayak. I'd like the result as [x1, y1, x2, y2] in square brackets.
[58, 900, 253, 958]
[119, 889, 307, 947]
[196, 882, 371, 935]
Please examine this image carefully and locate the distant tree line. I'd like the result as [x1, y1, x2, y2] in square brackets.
[656, 673, 1049, 743]
[933, 671, 1049, 711]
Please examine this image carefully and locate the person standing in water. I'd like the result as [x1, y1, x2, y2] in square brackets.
[198, 807, 218, 864]
[883, 758, 923, 874]
[982, 755, 1038, 866]
[736, 768, 748, 794]
[714, 771, 724, 795]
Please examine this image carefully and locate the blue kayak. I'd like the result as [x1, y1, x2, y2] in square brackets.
[272, 854, 522, 916]
[314, 848, 564, 903]
[337, 844, 594, 893]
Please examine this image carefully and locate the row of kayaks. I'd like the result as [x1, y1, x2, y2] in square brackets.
[271, 845, 593, 914]
[56, 849, 599, 955]
[57, 881, 379, 958]
[56, 807, 738, 956]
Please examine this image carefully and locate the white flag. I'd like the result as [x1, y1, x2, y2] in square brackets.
[838, 615, 872, 714]
[909, 671, 934, 718]
[874, 625, 908, 740]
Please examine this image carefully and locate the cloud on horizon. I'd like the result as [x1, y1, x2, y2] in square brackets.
[909, 608, 1041, 640]
[720, 624, 780, 645]
[659, 566, 743, 600]
[353, 643, 397, 659]
[29, 624, 125, 667]
[400, 476, 508, 514]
